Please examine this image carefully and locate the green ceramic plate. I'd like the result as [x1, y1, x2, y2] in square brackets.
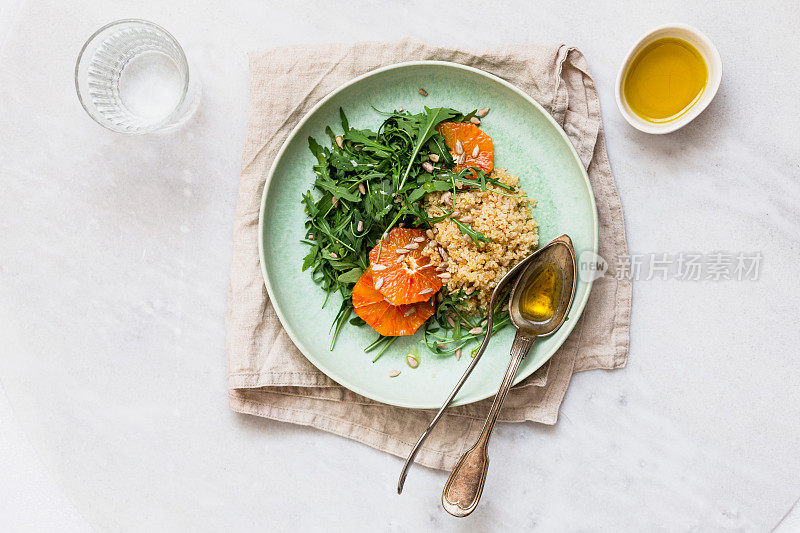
[259, 61, 598, 409]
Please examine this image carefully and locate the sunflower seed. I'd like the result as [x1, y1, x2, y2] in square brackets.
[335, 135, 344, 148]
[464, 287, 475, 295]
[476, 107, 490, 118]
[332, 197, 338, 207]
[358, 182, 366, 195]
[404, 307, 417, 317]
[428, 153, 440, 163]
[405, 242, 419, 250]
[418, 288, 434, 295]
[440, 191, 452, 206]
[459, 215, 473, 224]
[425, 229, 435, 239]
[446, 315, 456, 327]
[469, 327, 483, 335]
[436, 343, 448, 350]
[418, 88, 428, 96]
[406, 355, 419, 368]
[471, 145, 480, 158]
[389, 370, 401, 377]
[429, 239, 438, 247]
[329, 252, 338, 258]
[438, 248, 449, 261]
[396, 248, 410, 254]
[372, 264, 387, 271]
[455, 139, 464, 155]
[457, 153, 466, 165]
[436, 292, 444, 303]
[422, 161, 434, 173]
[455, 348, 462, 360]
[357, 220, 364, 231]
[470, 117, 481, 125]
[437, 272, 451, 279]
[413, 236, 425, 243]
[398, 106, 404, 112]
[374, 278, 384, 290]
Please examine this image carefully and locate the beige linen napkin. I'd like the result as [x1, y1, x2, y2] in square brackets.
[227, 39, 631, 471]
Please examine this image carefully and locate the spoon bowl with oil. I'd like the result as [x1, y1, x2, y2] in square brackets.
[441, 234, 577, 517]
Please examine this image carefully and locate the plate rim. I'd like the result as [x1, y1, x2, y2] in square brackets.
[257, 60, 599, 408]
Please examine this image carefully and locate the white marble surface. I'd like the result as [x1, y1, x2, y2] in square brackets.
[2, 0, 800, 530]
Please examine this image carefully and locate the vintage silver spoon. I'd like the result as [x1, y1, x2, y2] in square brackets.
[397, 234, 575, 495]
[441, 234, 577, 517]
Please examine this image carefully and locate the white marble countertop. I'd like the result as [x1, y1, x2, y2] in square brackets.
[2, 0, 799, 530]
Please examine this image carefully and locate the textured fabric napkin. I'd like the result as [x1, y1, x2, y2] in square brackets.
[227, 39, 631, 471]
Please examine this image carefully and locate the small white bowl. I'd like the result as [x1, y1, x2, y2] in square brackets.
[615, 23, 722, 134]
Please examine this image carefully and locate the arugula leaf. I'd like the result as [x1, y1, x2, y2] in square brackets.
[337, 267, 363, 284]
[452, 219, 493, 244]
[308, 137, 327, 164]
[315, 179, 361, 202]
[397, 107, 456, 190]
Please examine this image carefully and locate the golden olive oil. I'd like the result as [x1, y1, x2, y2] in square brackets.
[520, 264, 560, 322]
[623, 37, 708, 123]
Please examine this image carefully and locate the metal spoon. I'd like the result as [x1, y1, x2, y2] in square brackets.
[397, 235, 575, 494]
[396, 243, 548, 495]
[441, 234, 577, 517]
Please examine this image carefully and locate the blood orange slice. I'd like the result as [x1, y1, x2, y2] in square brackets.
[437, 122, 493, 174]
[368, 228, 442, 305]
[352, 268, 434, 336]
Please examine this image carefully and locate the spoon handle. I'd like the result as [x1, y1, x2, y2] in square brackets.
[441, 331, 535, 517]
[396, 315, 496, 494]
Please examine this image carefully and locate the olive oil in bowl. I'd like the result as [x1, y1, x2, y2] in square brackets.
[623, 37, 708, 123]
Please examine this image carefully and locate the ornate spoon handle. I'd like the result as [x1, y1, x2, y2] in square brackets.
[441, 331, 535, 517]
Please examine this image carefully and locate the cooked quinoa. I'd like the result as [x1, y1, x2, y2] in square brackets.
[421, 168, 538, 313]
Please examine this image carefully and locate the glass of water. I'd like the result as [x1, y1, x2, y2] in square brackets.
[75, 19, 200, 134]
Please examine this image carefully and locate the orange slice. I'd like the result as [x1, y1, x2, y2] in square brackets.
[437, 122, 493, 174]
[368, 228, 442, 305]
[352, 267, 434, 336]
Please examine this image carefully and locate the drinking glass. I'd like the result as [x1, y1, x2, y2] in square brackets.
[75, 19, 201, 134]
